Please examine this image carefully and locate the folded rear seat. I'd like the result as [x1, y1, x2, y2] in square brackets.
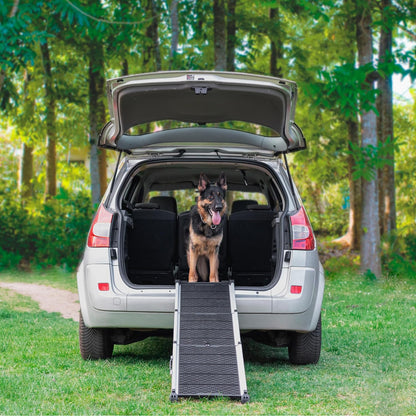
[127, 202, 177, 285]
[228, 205, 276, 286]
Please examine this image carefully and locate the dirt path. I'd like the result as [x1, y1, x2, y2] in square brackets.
[0, 282, 79, 322]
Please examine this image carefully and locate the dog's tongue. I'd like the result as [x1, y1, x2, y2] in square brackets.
[212, 210, 221, 226]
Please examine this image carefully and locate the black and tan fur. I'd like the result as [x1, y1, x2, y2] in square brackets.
[187, 173, 227, 283]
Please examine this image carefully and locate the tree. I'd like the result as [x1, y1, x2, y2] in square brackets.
[40, 39, 57, 198]
[169, 0, 179, 69]
[88, 40, 106, 206]
[213, 0, 227, 70]
[143, 0, 161, 72]
[337, 0, 362, 251]
[226, 0, 237, 71]
[356, 0, 381, 277]
[18, 69, 34, 199]
[1, 1, 47, 200]
[269, 5, 283, 77]
[377, 0, 396, 236]
[58, 0, 116, 205]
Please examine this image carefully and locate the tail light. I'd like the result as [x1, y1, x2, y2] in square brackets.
[290, 206, 315, 250]
[87, 205, 113, 248]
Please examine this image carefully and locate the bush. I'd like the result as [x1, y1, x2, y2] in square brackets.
[29, 189, 93, 270]
[0, 248, 22, 270]
[0, 188, 35, 270]
[381, 232, 416, 279]
[0, 187, 93, 271]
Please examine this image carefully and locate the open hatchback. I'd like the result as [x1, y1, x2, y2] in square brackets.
[77, 71, 324, 367]
[99, 71, 306, 155]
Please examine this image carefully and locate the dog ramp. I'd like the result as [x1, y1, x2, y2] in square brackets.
[170, 281, 249, 403]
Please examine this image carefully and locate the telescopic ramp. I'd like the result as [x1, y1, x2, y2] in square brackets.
[170, 281, 249, 403]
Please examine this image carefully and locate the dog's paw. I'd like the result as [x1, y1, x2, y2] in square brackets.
[188, 273, 198, 283]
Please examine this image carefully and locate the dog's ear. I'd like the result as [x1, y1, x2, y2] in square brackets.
[198, 173, 210, 192]
[217, 172, 227, 191]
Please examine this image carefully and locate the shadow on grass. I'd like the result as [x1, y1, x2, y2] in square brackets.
[111, 335, 289, 367]
[112, 336, 172, 363]
[242, 337, 289, 365]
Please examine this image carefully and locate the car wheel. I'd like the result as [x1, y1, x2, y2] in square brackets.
[79, 312, 114, 360]
[288, 315, 321, 365]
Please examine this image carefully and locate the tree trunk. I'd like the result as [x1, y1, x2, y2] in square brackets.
[356, 1, 381, 277]
[226, 0, 237, 71]
[88, 41, 107, 206]
[40, 40, 57, 199]
[121, 58, 129, 76]
[377, 0, 396, 236]
[346, 118, 361, 250]
[339, 0, 361, 250]
[18, 69, 34, 200]
[143, 0, 161, 72]
[170, 0, 179, 70]
[269, 7, 283, 77]
[213, 0, 227, 70]
[19, 142, 34, 200]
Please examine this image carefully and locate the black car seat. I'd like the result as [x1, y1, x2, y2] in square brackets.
[127, 202, 177, 285]
[228, 205, 275, 286]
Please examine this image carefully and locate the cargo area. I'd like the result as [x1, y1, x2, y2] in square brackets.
[114, 160, 288, 288]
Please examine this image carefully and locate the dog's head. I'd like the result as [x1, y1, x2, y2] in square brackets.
[197, 173, 227, 227]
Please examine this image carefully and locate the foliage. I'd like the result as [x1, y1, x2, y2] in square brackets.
[0, 186, 92, 271]
[394, 94, 416, 232]
[380, 232, 416, 279]
[0, 1, 46, 77]
[319, 230, 416, 280]
[0, 0, 415, 271]
[348, 135, 400, 181]
[0, 188, 34, 269]
[319, 244, 360, 277]
[303, 62, 379, 118]
[28, 189, 93, 270]
[304, 182, 349, 237]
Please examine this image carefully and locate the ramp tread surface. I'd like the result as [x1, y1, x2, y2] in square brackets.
[172, 281, 247, 401]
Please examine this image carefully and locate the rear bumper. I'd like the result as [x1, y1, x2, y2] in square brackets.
[78, 261, 324, 333]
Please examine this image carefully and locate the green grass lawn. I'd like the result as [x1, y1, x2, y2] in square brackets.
[1, 269, 415, 415]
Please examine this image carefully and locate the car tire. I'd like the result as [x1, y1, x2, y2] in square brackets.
[288, 315, 321, 365]
[79, 312, 114, 360]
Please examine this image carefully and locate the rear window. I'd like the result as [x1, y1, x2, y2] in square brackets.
[127, 120, 279, 137]
[147, 190, 268, 214]
[147, 190, 196, 213]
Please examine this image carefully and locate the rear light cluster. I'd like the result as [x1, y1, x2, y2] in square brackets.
[290, 206, 315, 250]
[87, 205, 113, 248]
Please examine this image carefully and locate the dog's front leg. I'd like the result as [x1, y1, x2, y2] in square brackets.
[208, 251, 219, 283]
[187, 247, 198, 282]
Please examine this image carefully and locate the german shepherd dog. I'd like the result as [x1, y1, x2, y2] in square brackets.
[187, 173, 227, 283]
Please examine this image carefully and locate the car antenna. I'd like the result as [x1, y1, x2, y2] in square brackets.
[283, 153, 300, 210]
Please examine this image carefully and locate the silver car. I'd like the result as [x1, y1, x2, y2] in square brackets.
[77, 71, 324, 364]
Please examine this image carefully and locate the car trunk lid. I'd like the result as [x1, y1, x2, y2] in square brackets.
[99, 71, 306, 156]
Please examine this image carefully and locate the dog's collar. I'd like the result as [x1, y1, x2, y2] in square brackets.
[199, 213, 217, 230]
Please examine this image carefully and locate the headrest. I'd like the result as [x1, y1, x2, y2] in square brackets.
[149, 196, 178, 214]
[247, 204, 271, 211]
[231, 199, 258, 213]
[134, 203, 159, 210]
